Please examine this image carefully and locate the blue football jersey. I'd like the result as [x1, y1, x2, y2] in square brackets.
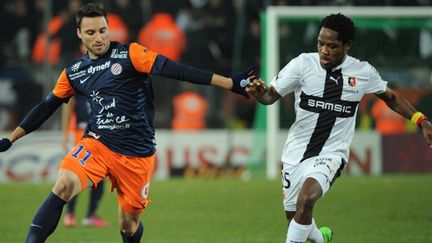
[74, 94, 90, 130]
[53, 41, 163, 157]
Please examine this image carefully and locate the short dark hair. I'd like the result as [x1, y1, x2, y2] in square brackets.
[76, 3, 108, 29]
[320, 13, 356, 44]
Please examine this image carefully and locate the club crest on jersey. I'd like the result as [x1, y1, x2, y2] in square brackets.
[111, 63, 122, 75]
[348, 77, 356, 87]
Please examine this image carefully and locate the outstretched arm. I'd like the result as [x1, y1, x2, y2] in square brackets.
[155, 56, 256, 98]
[246, 78, 281, 105]
[0, 93, 66, 152]
[130, 43, 256, 98]
[376, 88, 432, 147]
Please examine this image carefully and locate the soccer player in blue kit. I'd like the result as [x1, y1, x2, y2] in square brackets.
[246, 13, 432, 243]
[0, 3, 255, 242]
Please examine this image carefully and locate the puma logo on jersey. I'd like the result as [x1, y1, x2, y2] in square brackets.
[329, 76, 340, 83]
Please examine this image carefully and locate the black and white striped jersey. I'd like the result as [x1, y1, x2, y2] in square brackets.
[270, 53, 387, 165]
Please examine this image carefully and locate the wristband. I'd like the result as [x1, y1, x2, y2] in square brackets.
[411, 112, 429, 127]
[230, 66, 256, 99]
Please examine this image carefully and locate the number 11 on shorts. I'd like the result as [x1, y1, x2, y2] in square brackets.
[70, 145, 92, 165]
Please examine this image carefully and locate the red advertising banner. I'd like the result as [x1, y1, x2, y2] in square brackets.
[382, 133, 432, 173]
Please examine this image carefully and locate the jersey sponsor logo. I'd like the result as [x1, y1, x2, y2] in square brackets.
[299, 92, 358, 117]
[111, 63, 122, 75]
[313, 157, 332, 167]
[307, 99, 352, 113]
[90, 90, 132, 130]
[342, 89, 359, 94]
[110, 49, 128, 59]
[69, 70, 86, 80]
[87, 61, 111, 74]
[71, 61, 82, 72]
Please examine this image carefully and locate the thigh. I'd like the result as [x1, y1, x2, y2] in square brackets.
[302, 155, 345, 195]
[111, 154, 155, 215]
[281, 164, 304, 212]
[281, 155, 345, 211]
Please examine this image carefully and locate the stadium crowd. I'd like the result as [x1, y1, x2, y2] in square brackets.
[0, 0, 431, 132]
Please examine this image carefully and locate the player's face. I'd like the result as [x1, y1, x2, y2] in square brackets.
[77, 16, 110, 59]
[317, 27, 351, 70]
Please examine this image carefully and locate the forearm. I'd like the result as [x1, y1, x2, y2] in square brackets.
[256, 87, 281, 105]
[8, 127, 26, 143]
[19, 93, 65, 134]
[210, 74, 232, 90]
[156, 56, 256, 98]
[385, 95, 417, 120]
[158, 57, 213, 85]
[377, 88, 417, 120]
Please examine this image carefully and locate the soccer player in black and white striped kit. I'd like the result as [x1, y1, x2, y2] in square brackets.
[246, 13, 432, 243]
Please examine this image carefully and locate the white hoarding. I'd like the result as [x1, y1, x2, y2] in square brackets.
[0, 130, 381, 182]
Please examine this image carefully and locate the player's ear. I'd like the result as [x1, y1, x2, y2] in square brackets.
[344, 40, 353, 52]
[76, 28, 82, 39]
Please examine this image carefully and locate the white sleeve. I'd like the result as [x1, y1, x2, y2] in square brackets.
[269, 55, 302, 97]
[364, 63, 388, 94]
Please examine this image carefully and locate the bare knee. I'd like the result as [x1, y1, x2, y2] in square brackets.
[297, 193, 318, 214]
[52, 169, 82, 201]
[119, 208, 140, 236]
[295, 177, 323, 219]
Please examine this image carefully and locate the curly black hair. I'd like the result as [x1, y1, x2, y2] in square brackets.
[320, 13, 356, 44]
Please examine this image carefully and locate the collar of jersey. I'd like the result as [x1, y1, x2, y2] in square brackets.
[330, 55, 349, 72]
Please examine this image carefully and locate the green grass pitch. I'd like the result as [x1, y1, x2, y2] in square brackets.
[0, 175, 431, 242]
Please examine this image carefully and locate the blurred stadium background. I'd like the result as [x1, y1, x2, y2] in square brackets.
[0, 0, 432, 242]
